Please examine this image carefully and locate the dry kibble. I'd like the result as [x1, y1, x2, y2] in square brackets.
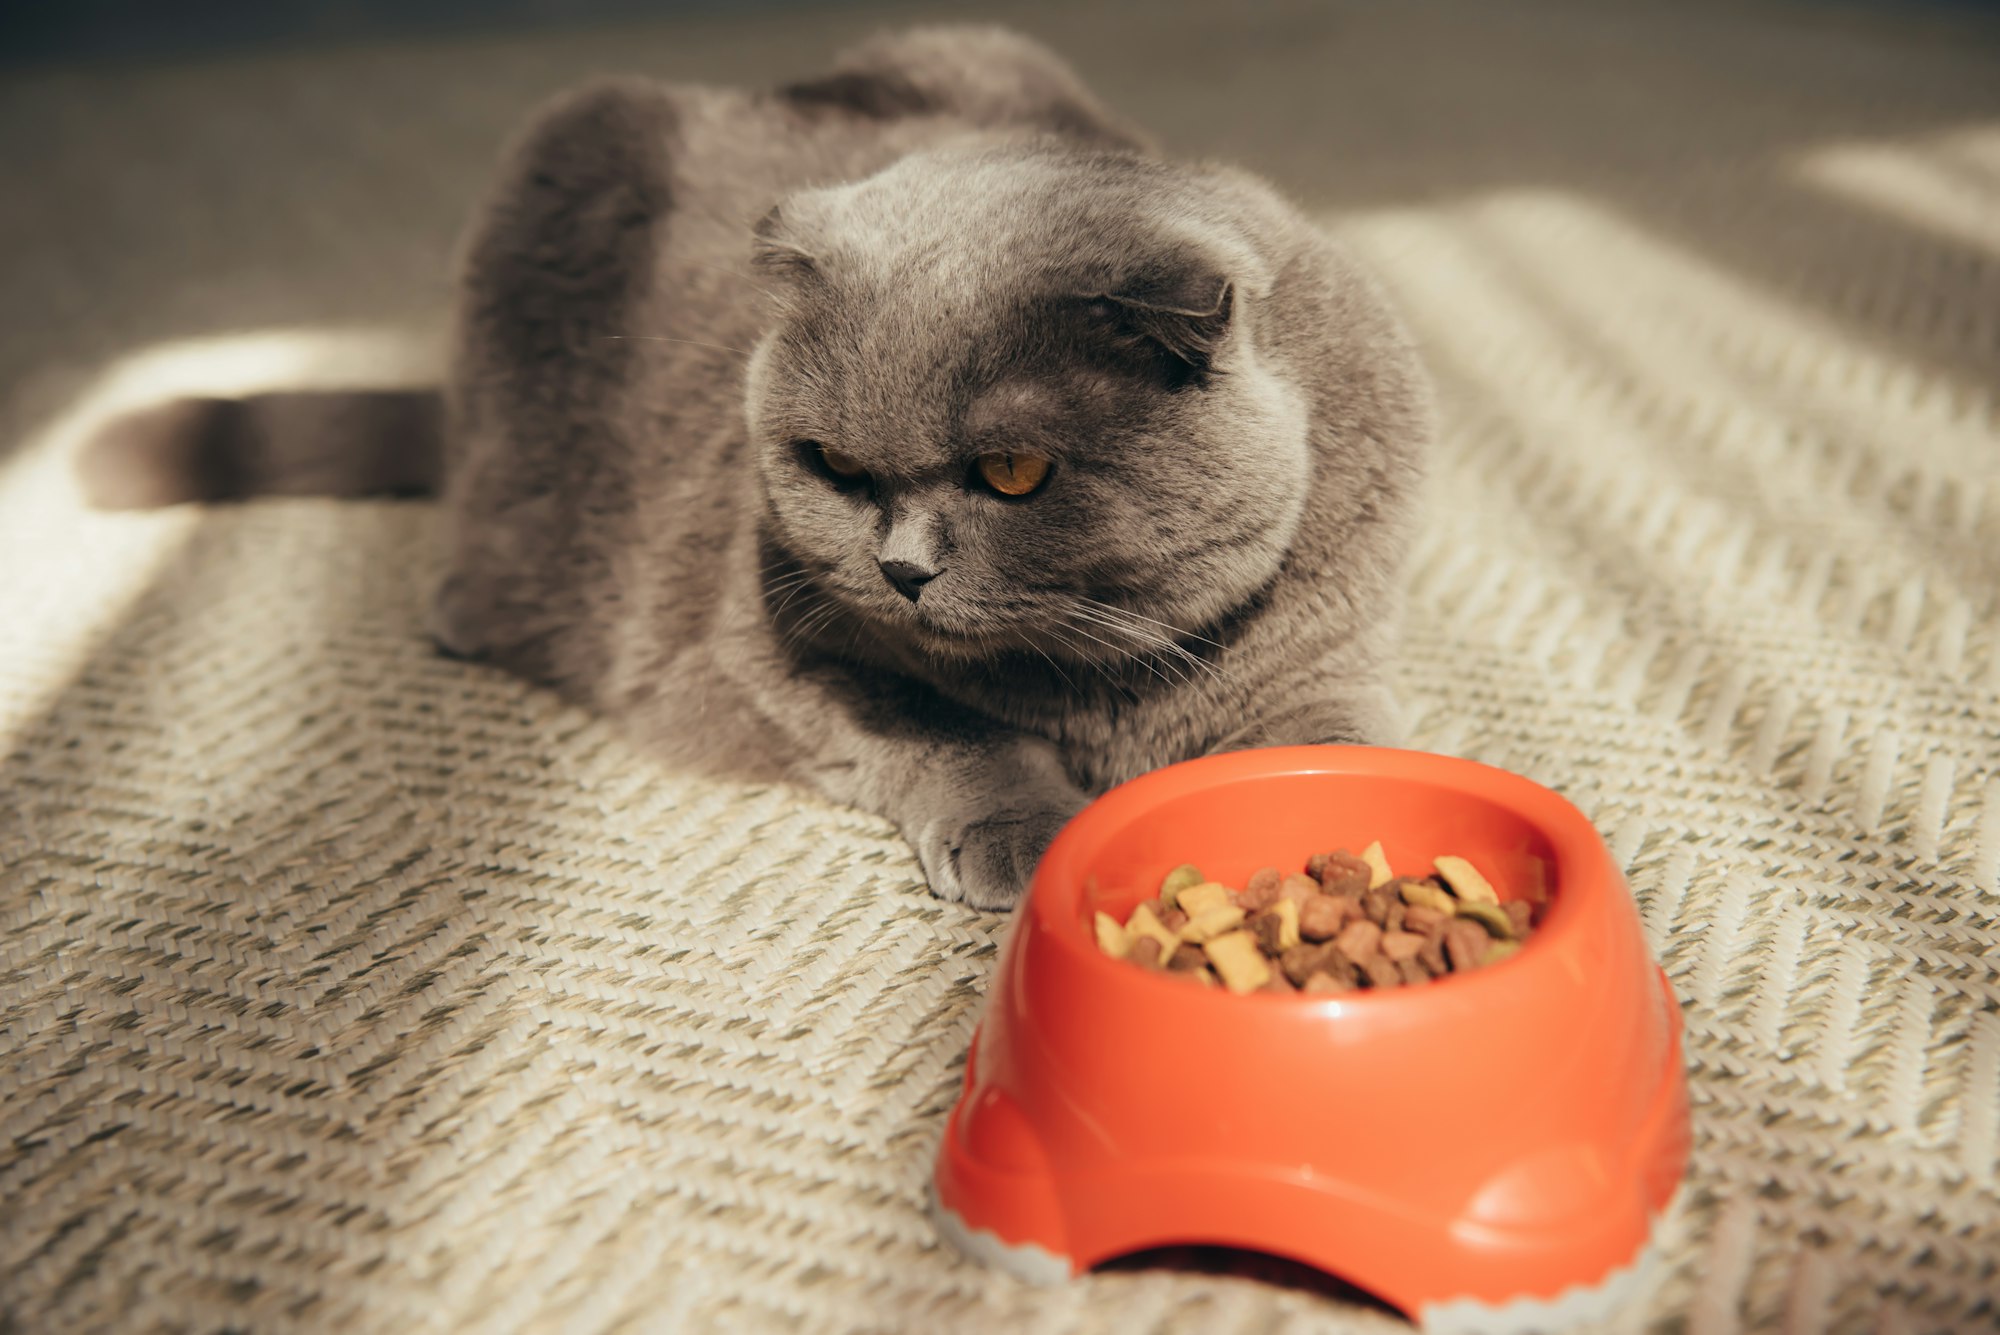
[1094, 912, 1131, 959]
[1398, 878, 1455, 916]
[1402, 903, 1450, 934]
[1125, 903, 1182, 958]
[1434, 855, 1500, 906]
[1317, 851, 1374, 898]
[1159, 864, 1206, 910]
[1380, 929, 1426, 963]
[1240, 867, 1283, 911]
[1298, 893, 1350, 942]
[1204, 930, 1273, 994]
[1178, 882, 1234, 917]
[1278, 874, 1320, 907]
[1454, 901, 1514, 940]
[1336, 918, 1383, 963]
[1360, 840, 1393, 889]
[1362, 956, 1403, 989]
[1180, 905, 1247, 943]
[1444, 920, 1490, 973]
[1098, 846, 1537, 990]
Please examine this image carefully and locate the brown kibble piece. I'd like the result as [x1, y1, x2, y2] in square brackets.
[1444, 920, 1489, 973]
[1169, 943, 1207, 971]
[1380, 929, 1426, 963]
[1402, 903, 1450, 933]
[1124, 902, 1182, 958]
[1303, 970, 1352, 994]
[1318, 851, 1373, 898]
[1417, 932, 1448, 975]
[1398, 958, 1430, 985]
[1129, 936, 1164, 969]
[1239, 867, 1283, 912]
[1336, 919, 1383, 962]
[1362, 887, 1395, 926]
[1252, 909, 1287, 956]
[1504, 900, 1534, 937]
[1260, 970, 1296, 994]
[1297, 893, 1349, 941]
[1362, 956, 1403, 988]
[1161, 907, 1189, 933]
[1304, 852, 1329, 880]
[1278, 874, 1320, 907]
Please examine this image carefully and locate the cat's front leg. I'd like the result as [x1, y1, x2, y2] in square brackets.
[764, 670, 1089, 911]
[892, 737, 1090, 911]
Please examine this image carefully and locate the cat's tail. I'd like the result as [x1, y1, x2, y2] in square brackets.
[77, 389, 445, 509]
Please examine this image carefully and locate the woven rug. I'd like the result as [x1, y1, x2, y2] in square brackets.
[4, 1, 1998, 1330]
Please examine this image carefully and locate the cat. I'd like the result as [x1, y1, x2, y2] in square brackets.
[80, 25, 1432, 910]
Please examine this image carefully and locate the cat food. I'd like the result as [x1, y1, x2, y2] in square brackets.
[1091, 845, 1541, 995]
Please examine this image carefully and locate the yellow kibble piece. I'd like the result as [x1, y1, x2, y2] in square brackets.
[1434, 855, 1500, 906]
[1273, 897, 1301, 951]
[1125, 903, 1182, 957]
[1203, 930, 1272, 994]
[1094, 911, 1131, 958]
[1361, 841, 1393, 890]
[1399, 880, 1455, 914]
[1177, 881, 1234, 917]
[1158, 864, 1205, 909]
[1179, 905, 1247, 943]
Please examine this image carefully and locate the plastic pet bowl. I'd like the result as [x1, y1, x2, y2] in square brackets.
[932, 746, 1689, 1331]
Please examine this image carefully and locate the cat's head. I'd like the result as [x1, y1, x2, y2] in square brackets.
[745, 144, 1313, 670]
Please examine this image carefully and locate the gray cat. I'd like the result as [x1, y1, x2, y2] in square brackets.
[81, 26, 1431, 909]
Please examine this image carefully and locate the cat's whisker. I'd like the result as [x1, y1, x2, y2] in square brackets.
[1069, 600, 1232, 687]
[1058, 607, 1179, 688]
[598, 334, 754, 359]
[1064, 601, 1209, 687]
[1080, 596, 1226, 653]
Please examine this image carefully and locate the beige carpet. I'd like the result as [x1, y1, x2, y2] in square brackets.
[4, 1, 1999, 1330]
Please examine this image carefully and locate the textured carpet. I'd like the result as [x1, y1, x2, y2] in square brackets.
[4, 1, 2000, 1331]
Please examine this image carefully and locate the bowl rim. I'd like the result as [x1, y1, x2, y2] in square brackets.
[1028, 744, 1614, 1006]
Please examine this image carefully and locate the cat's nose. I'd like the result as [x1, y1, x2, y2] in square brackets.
[879, 558, 940, 602]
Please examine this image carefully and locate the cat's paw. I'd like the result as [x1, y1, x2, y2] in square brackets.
[915, 801, 1080, 912]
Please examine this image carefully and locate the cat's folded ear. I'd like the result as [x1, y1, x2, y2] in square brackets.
[750, 204, 822, 281]
[1086, 256, 1235, 376]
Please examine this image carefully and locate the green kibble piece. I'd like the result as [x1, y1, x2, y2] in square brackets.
[1480, 939, 1522, 967]
[1455, 900, 1515, 940]
[1158, 864, 1205, 910]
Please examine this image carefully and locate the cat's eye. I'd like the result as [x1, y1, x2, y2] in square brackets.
[975, 451, 1051, 497]
[810, 443, 868, 481]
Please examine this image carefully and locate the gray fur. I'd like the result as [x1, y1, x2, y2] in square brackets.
[91, 26, 1432, 910]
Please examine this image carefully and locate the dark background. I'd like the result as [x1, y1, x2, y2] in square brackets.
[7, 0, 2000, 70]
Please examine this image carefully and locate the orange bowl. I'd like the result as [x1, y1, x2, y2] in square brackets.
[932, 746, 1689, 1330]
